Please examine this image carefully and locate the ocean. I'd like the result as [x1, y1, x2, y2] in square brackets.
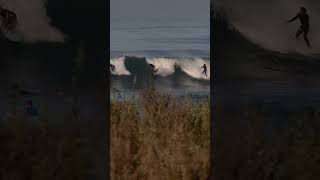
[110, 17, 210, 99]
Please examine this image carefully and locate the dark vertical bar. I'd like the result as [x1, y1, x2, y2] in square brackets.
[0, 0, 108, 179]
[106, 0, 110, 179]
[210, 0, 214, 178]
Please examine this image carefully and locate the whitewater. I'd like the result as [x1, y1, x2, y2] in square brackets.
[110, 56, 210, 80]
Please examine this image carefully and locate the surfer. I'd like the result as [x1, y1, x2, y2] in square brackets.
[110, 64, 115, 72]
[0, 6, 17, 31]
[148, 63, 158, 74]
[201, 64, 207, 77]
[287, 7, 310, 48]
[174, 62, 179, 69]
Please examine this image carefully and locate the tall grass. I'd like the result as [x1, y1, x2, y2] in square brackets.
[111, 89, 210, 180]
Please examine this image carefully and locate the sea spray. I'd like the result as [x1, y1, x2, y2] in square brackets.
[110, 57, 131, 75]
[111, 56, 210, 80]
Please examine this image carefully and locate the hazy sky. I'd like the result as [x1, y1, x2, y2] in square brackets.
[111, 0, 210, 20]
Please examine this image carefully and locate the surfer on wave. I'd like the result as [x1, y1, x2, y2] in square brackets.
[110, 64, 115, 72]
[148, 63, 158, 74]
[287, 7, 310, 48]
[201, 64, 207, 77]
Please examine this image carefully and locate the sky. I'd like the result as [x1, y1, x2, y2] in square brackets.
[111, 0, 210, 20]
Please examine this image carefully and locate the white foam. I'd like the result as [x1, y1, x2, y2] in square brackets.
[146, 57, 176, 77]
[147, 57, 210, 80]
[0, 0, 65, 43]
[110, 57, 131, 75]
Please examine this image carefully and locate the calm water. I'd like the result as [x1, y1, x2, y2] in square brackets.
[111, 18, 209, 57]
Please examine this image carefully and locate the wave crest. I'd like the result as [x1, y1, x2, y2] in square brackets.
[110, 57, 131, 75]
[110, 56, 210, 80]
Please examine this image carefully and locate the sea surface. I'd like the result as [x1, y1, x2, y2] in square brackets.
[110, 17, 210, 100]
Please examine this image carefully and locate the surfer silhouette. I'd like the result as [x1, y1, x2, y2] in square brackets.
[0, 6, 17, 31]
[148, 63, 158, 74]
[110, 64, 115, 72]
[287, 7, 310, 48]
[201, 64, 207, 77]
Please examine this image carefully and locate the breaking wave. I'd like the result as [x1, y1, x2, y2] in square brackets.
[110, 56, 210, 80]
[110, 57, 131, 75]
[214, 0, 320, 54]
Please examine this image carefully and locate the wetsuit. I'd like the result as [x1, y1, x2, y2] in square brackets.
[289, 13, 310, 47]
[202, 65, 207, 77]
[149, 64, 157, 73]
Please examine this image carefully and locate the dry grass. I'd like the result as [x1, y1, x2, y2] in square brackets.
[0, 113, 93, 179]
[111, 88, 210, 180]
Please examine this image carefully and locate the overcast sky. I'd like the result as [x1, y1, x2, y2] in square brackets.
[111, 0, 209, 20]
